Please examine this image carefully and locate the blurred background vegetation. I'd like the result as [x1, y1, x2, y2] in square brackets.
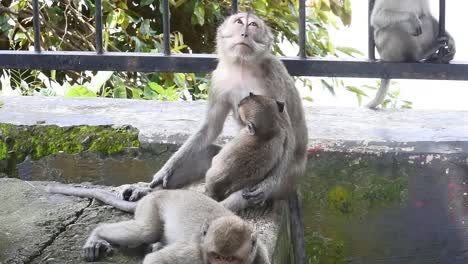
[0, 0, 410, 108]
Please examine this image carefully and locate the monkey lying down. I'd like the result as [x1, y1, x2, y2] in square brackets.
[47, 187, 270, 264]
[46, 94, 287, 263]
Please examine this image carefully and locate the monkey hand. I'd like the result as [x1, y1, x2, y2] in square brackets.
[83, 239, 113, 262]
[149, 167, 173, 188]
[242, 186, 269, 207]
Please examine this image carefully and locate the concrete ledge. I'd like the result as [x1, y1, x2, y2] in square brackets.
[1, 96, 468, 263]
[0, 96, 467, 154]
[0, 178, 285, 264]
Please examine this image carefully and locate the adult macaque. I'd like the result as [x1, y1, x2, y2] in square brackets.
[121, 12, 308, 211]
[367, 0, 456, 108]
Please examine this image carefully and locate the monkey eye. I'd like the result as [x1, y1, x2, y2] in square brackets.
[248, 21, 258, 27]
[235, 18, 243, 25]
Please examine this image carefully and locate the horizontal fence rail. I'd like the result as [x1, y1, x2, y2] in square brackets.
[1, 51, 467, 80]
[0, 0, 463, 80]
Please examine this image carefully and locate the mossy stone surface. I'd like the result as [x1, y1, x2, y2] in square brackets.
[0, 123, 140, 176]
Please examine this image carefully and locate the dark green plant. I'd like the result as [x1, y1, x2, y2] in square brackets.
[0, 0, 409, 107]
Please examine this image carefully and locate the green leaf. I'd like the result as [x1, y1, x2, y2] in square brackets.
[173, 73, 187, 88]
[66, 86, 96, 97]
[345, 86, 367, 96]
[148, 82, 165, 94]
[0, 16, 11, 34]
[193, 1, 205, 26]
[320, 79, 336, 96]
[141, 0, 154, 7]
[336, 46, 364, 57]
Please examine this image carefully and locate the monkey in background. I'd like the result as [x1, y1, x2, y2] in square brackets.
[120, 12, 308, 211]
[205, 93, 291, 211]
[367, 0, 456, 109]
[46, 186, 270, 264]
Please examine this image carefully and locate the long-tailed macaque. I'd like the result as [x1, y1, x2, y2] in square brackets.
[47, 186, 270, 264]
[120, 12, 308, 212]
[367, 0, 456, 108]
[205, 93, 291, 210]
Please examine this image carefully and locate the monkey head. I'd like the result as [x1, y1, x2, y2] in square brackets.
[216, 12, 273, 63]
[201, 216, 259, 264]
[238, 92, 285, 138]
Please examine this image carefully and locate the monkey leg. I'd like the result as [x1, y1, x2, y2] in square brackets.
[118, 185, 152, 202]
[423, 37, 455, 63]
[205, 169, 233, 201]
[83, 219, 161, 261]
[220, 190, 249, 212]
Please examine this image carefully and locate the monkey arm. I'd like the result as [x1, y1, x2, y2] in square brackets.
[242, 139, 294, 206]
[149, 97, 231, 188]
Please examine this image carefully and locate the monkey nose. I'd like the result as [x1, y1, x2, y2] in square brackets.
[241, 33, 248, 38]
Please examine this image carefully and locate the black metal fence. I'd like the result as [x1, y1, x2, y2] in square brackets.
[1, 0, 467, 80]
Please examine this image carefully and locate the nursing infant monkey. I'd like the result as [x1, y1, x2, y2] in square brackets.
[47, 93, 284, 263]
[367, 0, 456, 108]
[205, 92, 291, 203]
[121, 12, 307, 211]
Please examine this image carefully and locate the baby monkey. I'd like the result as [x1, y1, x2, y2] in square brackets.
[205, 93, 290, 208]
[47, 186, 270, 264]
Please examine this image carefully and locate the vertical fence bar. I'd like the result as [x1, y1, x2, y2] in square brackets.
[289, 193, 308, 264]
[231, 0, 238, 14]
[368, 0, 375, 61]
[32, 0, 41, 52]
[298, 0, 306, 58]
[438, 0, 446, 37]
[162, 0, 171, 56]
[95, 0, 103, 54]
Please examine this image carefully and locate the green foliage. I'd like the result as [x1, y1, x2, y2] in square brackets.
[66, 86, 96, 97]
[0, 0, 364, 103]
[0, 0, 410, 107]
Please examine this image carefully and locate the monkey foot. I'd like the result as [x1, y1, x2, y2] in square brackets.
[83, 239, 113, 262]
[117, 184, 152, 202]
[424, 37, 455, 63]
[242, 187, 268, 207]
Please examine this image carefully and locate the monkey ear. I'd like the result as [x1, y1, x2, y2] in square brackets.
[249, 92, 255, 97]
[276, 101, 285, 113]
[247, 122, 256, 135]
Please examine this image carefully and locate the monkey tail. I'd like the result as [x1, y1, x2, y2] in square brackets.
[47, 185, 136, 213]
[366, 78, 391, 109]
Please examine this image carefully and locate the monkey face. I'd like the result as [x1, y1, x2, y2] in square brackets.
[202, 216, 257, 264]
[217, 13, 273, 62]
